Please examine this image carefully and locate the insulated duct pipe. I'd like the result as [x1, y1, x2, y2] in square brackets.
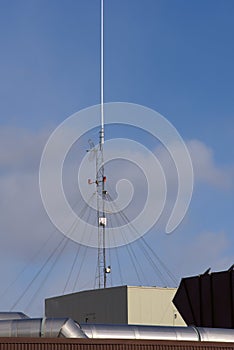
[0, 318, 87, 338]
[80, 324, 234, 343]
[0, 319, 233, 342]
[0, 312, 29, 320]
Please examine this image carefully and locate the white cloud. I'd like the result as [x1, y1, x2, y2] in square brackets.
[155, 139, 233, 190]
[0, 126, 49, 172]
[187, 139, 233, 189]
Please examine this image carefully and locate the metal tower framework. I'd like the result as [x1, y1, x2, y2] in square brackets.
[95, 0, 109, 289]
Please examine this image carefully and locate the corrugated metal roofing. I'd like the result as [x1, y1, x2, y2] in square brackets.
[0, 338, 233, 350]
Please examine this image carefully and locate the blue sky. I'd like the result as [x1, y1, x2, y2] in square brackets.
[0, 0, 233, 316]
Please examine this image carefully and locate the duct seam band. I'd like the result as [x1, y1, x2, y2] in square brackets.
[40, 318, 46, 337]
[192, 326, 201, 341]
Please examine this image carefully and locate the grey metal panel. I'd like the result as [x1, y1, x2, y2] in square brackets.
[45, 286, 128, 324]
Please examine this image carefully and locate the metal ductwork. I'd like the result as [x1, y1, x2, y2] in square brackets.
[80, 324, 234, 343]
[197, 327, 234, 343]
[0, 312, 29, 320]
[81, 324, 197, 341]
[0, 318, 87, 338]
[0, 318, 234, 342]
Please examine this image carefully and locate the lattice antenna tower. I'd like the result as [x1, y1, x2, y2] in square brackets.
[96, 0, 110, 288]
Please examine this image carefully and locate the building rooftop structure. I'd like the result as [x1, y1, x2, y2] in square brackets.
[173, 266, 234, 329]
[45, 285, 185, 326]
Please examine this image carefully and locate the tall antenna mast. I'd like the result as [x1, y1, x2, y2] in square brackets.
[100, 0, 104, 146]
[95, 0, 109, 289]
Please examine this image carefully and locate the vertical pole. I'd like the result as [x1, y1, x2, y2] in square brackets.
[102, 165, 106, 289]
[100, 0, 104, 146]
[100, 0, 106, 289]
[97, 0, 107, 289]
[96, 150, 101, 289]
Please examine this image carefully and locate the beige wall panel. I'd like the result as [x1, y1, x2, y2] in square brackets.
[127, 286, 185, 326]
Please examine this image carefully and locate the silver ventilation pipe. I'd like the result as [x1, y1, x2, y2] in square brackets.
[0, 318, 87, 338]
[0, 312, 29, 320]
[197, 327, 234, 343]
[0, 319, 233, 341]
[80, 324, 234, 343]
